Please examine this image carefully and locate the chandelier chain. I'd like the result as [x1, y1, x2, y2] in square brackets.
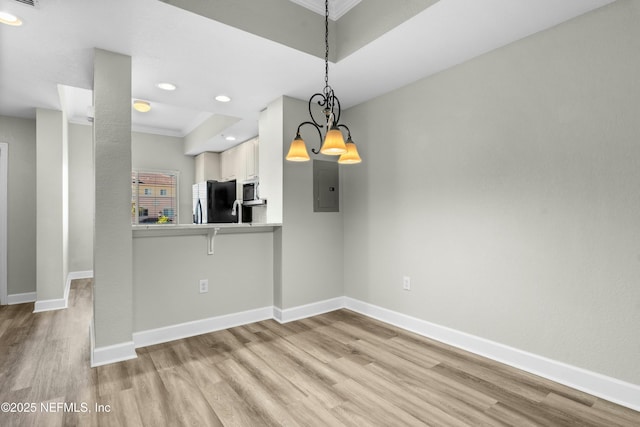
[324, 0, 329, 91]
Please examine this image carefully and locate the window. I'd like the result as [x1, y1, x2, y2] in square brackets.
[131, 171, 178, 224]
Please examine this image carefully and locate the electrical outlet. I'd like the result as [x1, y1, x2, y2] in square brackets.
[403, 276, 411, 291]
[199, 279, 209, 294]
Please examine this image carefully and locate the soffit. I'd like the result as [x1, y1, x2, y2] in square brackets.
[0, 0, 617, 154]
[288, 0, 361, 20]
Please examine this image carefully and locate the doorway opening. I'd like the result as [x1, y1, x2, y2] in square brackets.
[1, 143, 8, 305]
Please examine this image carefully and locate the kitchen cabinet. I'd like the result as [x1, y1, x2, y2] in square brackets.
[194, 152, 221, 182]
[244, 137, 259, 180]
[220, 138, 259, 182]
[220, 145, 239, 181]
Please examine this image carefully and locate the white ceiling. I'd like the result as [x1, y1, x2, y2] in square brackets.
[0, 0, 616, 154]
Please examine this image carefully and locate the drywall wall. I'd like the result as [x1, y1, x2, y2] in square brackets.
[92, 48, 133, 349]
[258, 98, 285, 308]
[68, 124, 94, 273]
[160, 0, 437, 63]
[183, 114, 239, 155]
[258, 97, 284, 225]
[279, 96, 344, 309]
[160, 0, 333, 61]
[131, 131, 195, 224]
[336, 0, 438, 60]
[342, 0, 640, 385]
[132, 232, 273, 332]
[67, 126, 196, 272]
[0, 116, 36, 297]
[35, 108, 68, 303]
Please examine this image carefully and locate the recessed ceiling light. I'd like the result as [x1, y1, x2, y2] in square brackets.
[215, 95, 231, 103]
[132, 100, 151, 113]
[157, 82, 177, 91]
[225, 136, 236, 141]
[0, 11, 22, 26]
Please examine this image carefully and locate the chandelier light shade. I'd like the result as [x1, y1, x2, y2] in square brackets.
[285, 134, 311, 161]
[286, 0, 362, 165]
[338, 137, 362, 164]
[321, 125, 347, 155]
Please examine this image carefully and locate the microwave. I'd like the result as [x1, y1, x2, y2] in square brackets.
[242, 180, 259, 203]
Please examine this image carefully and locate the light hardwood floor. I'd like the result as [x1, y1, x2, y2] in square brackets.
[0, 280, 638, 426]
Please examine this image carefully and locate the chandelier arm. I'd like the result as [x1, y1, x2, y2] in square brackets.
[296, 121, 324, 154]
[308, 93, 329, 128]
[337, 124, 352, 139]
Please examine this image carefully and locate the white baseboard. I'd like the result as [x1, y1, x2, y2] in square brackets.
[33, 298, 66, 312]
[7, 292, 36, 305]
[33, 273, 72, 313]
[91, 342, 137, 367]
[33, 270, 93, 313]
[132, 306, 273, 348]
[69, 270, 94, 280]
[273, 296, 345, 323]
[343, 297, 640, 412]
[90, 318, 137, 367]
[81, 292, 640, 411]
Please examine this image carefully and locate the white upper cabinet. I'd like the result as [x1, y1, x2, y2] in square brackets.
[220, 137, 259, 182]
[220, 145, 238, 181]
[194, 152, 221, 182]
[245, 137, 259, 180]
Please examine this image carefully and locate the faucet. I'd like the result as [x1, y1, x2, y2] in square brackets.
[232, 199, 242, 222]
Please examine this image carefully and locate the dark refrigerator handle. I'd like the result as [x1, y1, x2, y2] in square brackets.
[195, 198, 203, 224]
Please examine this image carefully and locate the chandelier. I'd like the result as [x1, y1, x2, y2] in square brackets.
[285, 0, 362, 164]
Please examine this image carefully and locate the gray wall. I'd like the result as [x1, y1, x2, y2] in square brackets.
[66, 126, 198, 275]
[279, 96, 344, 309]
[93, 48, 133, 349]
[336, 0, 438, 60]
[131, 131, 195, 225]
[161, 0, 437, 63]
[36, 108, 69, 302]
[68, 124, 94, 272]
[342, 0, 640, 385]
[0, 116, 36, 296]
[133, 232, 273, 332]
[161, 0, 333, 61]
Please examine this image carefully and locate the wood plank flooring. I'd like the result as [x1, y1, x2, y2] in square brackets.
[0, 279, 638, 426]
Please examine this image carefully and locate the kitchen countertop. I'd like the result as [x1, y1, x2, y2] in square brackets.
[132, 223, 281, 237]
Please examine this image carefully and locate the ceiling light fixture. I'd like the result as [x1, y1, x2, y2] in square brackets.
[132, 100, 151, 113]
[225, 136, 236, 141]
[286, 0, 361, 164]
[157, 82, 177, 91]
[215, 95, 231, 103]
[0, 11, 22, 26]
